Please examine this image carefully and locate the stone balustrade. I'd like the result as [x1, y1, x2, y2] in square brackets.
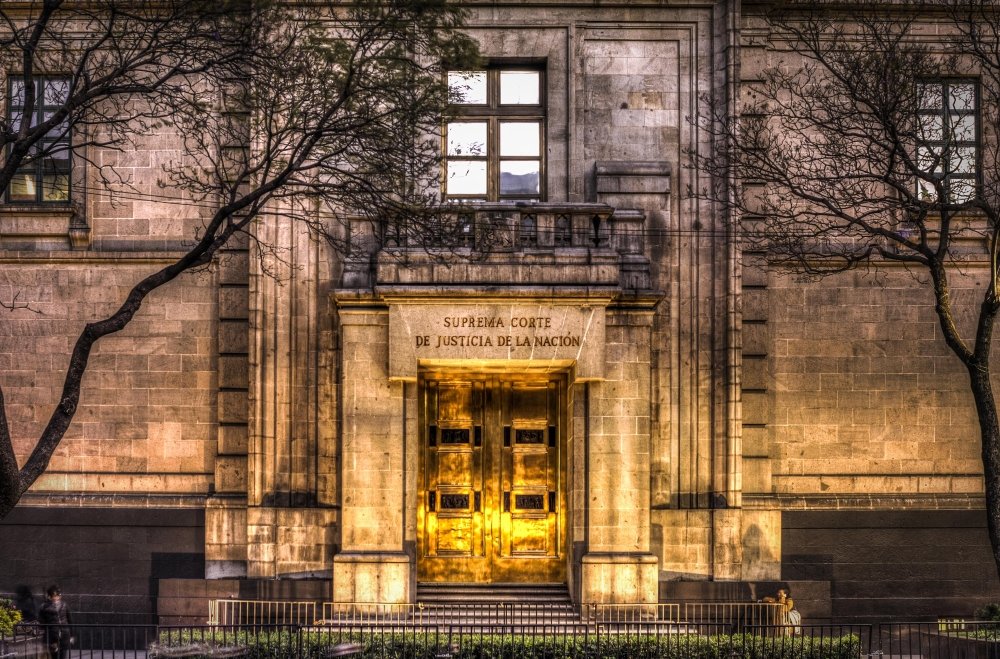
[341, 202, 651, 292]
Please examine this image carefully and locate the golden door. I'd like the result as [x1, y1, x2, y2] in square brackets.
[418, 374, 566, 584]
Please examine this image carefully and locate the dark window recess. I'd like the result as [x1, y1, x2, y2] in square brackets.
[504, 426, 511, 448]
[440, 493, 470, 510]
[7, 77, 72, 203]
[916, 80, 979, 203]
[516, 429, 545, 444]
[428, 491, 436, 512]
[548, 491, 556, 512]
[428, 425, 438, 447]
[474, 425, 483, 447]
[548, 425, 557, 447]
[555, 214, 571, 246]
[441, 428, 470, 444]
[520, 214, 538, 247]
[516, 494, 545, 510]
[503, 491, 511, 512]
[474, 491, 482, 512]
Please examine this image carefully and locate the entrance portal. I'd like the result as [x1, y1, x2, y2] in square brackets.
[418, 373, 567, 584]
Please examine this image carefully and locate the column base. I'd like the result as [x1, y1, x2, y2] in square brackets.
[333, 552, 412, 605]
[580, 552, 658, 605]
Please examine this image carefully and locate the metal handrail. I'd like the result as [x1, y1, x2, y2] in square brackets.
[209, 598, 785, 629]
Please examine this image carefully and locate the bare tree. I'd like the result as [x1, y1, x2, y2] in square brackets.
[0, 0, 477, 518]
[693, 0, 1000, 578]
[0, 0, 257, 206]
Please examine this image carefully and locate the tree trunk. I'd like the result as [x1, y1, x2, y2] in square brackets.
[969, 363, 1000, 583]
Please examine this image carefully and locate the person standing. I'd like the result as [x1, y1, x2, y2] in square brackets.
[38, 585, 72, 659]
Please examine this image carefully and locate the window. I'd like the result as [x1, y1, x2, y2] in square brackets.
[7, 76, 71, 203]
[916, 80, 978, 204]
[445, 67, 544, 201]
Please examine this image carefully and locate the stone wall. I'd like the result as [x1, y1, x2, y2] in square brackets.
[0, 261, 217, 496]
[765, 269, 986, 503]
[0, 507, 204, 623]
[783, 510, 1000, 622]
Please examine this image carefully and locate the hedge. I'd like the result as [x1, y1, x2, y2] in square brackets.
[153, 629, 862, 659]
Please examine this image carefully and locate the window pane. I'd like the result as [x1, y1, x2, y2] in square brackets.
[951, 114, 976, 142]
[950, 179, 975, 203]
[44, 79, 69, 106]
[500, 122, 540, 157]
[447, 160, 487, 195]
[500, 71, 540, 105]
[43, 148, 71, 170]
[950, 146, 976, 174]
[43, 111, 69, 138]
[919, 114, 942, 142]
[916, 178, 937, 201]
[41, 173, 69, 201]
[447, 122, 487, 156]
[917, 83, 942, 110]
[917, 146, 942, 174]
[9, 79, 26, 109]
[500, 160, 540, 195]
[448, 71, 487, 105]
[949, 84, 975, 111]
[8, 170, 36, 201]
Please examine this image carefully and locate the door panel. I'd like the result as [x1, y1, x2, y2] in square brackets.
[418, 374, 565, 584]
[420, 380, 487, 581]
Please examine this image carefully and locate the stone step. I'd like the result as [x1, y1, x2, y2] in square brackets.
[417, 583, 571, 605]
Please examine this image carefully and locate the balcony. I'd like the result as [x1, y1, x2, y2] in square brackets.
[340, 202, 651, 294]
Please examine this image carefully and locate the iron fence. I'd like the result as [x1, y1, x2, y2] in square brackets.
[214, 599, 780, 628]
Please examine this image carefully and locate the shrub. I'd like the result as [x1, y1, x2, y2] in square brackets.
[0, 599, 22, 638]
[977, 603, 1000, 622]
[156, 629, 862, 659]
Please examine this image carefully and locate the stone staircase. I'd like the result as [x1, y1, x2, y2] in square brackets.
[415, 583, 577, 627]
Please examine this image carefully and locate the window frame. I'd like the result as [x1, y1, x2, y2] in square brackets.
[444, 65, 546, 202]
[916, 78, 980, 205]
[6, 75, 73, 205]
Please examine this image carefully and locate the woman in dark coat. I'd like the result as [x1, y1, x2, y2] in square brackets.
[37, 585, 72, 659]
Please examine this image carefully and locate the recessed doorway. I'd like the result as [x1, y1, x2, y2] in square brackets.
[417, 372, 567, 584]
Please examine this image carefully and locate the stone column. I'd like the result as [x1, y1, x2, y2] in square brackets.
[581, 307, 658, 605]
[246, 208, 338, 579]
[331, 301, 411, 604]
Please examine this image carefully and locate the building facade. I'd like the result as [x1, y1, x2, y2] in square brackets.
[1, 0, 998, 623]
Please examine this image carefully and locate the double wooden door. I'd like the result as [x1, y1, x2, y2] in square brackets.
[417, 374, 566, 583]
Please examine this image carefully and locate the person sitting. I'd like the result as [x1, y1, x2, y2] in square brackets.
[763, 588, 802, 634]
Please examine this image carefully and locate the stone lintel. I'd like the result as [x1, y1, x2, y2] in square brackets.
[595, 161, 671, 195]
[387, 300, 608, 380]
[377, 286, 621, 302]
[595, 161, 671, 178]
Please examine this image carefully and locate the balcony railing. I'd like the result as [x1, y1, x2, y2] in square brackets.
[342, 202, 651, 291]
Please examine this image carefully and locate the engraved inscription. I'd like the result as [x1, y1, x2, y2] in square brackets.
[411, 313, 582, 349]
[441, 428, 470, 444]
[515, 494, 545, 510]
[516, 429, 545, 444]
[440, 493, 470, 510]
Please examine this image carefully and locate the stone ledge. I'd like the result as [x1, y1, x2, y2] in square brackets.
[15, 491, 209, 509]
[745, 493, 986, 510]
